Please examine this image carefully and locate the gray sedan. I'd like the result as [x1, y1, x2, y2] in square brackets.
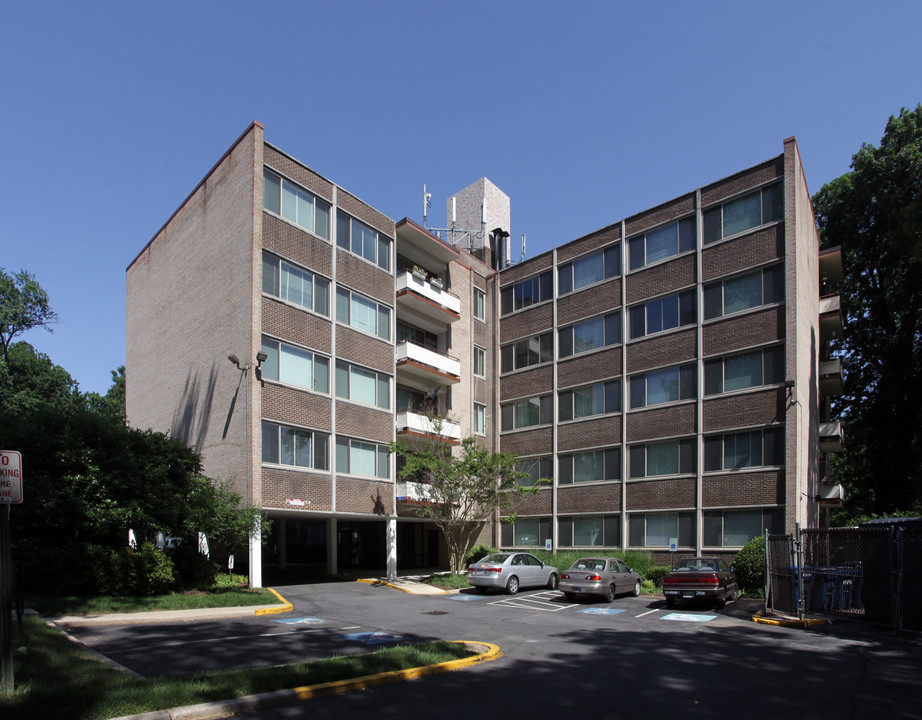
[559, 557, 642, 602]
[467, 552, 559, 595]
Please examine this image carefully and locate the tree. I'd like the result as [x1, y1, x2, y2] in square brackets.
[812, 105, 922, 518]
[0, 268, 57, 362]
[390, 428, 542, 574]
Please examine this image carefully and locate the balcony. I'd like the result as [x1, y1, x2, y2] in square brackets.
[395, 480, 439, 505]
[819, 357, 844, 397]
[819, 420, 844, 453]
[396, 340, 461, 387]
[395, 410, 461, 446]
[816, 482, 846, 507]
[819, 294, 843, 343]
[396, 271, 461, 332]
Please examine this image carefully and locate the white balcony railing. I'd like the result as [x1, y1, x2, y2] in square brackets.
[395, 481, 438, 504]
[396, 341, 461, 383]
[396, 272, 461, 316]
[395, 410, 461, 443]
[819, 420, 844, 452]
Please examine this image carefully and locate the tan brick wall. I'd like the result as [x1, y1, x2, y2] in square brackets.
[336, 251, 394, 306]
[338, 476, 394, 514]
[510, 487, 553, 514]
[264, 145, 335, 203]
[336, 326, 393, 373]
[262, 384, 333, 432]
[336, 401, 393, 444]
[262, 214, 334, 277]
[261, 467, 333, 511]
[262, 298, 333, 355]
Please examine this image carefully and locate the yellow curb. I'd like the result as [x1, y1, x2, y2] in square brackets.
[255, 587, 293, 615]
[751, 610, 829, 627]
[289, 640, 502, 700]
[356, 577, 450, 595]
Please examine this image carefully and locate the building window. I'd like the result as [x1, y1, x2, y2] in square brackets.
[262, 252, 330, 316]
[473, 287, 485, 321]
[335, 436, 390, 479]
[500, 332, 553, 373]
[500, 394, 553, 431]
[336, 287, 391, 340]
[473, 346, 486, 378]
[629, 512, 695, 547]
[704, 428, 784, 471]
[263, 169, 331, 240]
[500, 517, 551, 547]
[559, 380, 621, 421]
[628, 217, 696, 271]
[704, 265, 783, 320]
[703, 182, 784, 244]
[558, 245, 621, 295]
[335, 360, 390, 409]
[630, 364, 696, 409]
[261, 421, 329, 470]
[629, 289, 696, 339]
[500, 271, 552, 315]
[260, 337, 329, 393]
[558, 515, 621, 547]
[336, 209, 391, 271]
[629, 439, 696, 478]
[515, 456, 552, 486]
[559, 312, 621, 358]
[559, 448, 621, 483]
[474, 403, 486, 435]
[396, 321, 437, 350]
[704, 509, 783, 547]
[704, 346, 784, 395]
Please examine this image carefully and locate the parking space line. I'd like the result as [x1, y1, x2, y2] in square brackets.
[635, 609, 659, 618]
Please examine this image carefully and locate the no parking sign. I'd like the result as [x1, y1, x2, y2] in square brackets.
[0, 451, 22, 504]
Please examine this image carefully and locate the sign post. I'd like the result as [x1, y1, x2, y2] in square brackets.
[0, 450, 23, 693]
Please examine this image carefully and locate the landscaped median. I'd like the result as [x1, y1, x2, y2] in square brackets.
[107, 641, 501, 720]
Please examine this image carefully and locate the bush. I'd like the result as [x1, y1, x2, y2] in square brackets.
[130, 543, 176, 595]
[464, 544, 497, 567]
[732, 535, 766, 593]
[644, 566, 670, 587]
[169, 544, 217, 588]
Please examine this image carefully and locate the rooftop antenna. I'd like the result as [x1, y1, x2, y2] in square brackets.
[522, 233, 526, 261]
[423, 185, 431, 226]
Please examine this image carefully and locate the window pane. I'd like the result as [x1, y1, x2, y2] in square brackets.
[724, 352, 762, 391]
[558, 328, 573, 359]
[629, 237, 645, 270]
[514, 519, 538, 545]
[573, 317, 604, 353]
[315, 199, 330, 240]
[764, 346, 784, 384]
[647, 442, 678, 476]
[704, 360, 723, 395]
[679, 290, 695, 326]
[501, 344, 514, 372]
[377, 236, 390, 271]
[279, 344, 312, 388]
[350, 366, 377, 405]
[703, 283, 722, 319]
[296, 186, 313, 232]
[281, 181, 298, 223]
[763, 265, 783, 304]
[261, 339, 279, 381]
[501, 404, 513, 431]
[377, 445, 389, 478]
[377, 305, 390, 340]
[558, 455, 573, 484]
[261, 422, 279, 463]
[704, 437, 722, 471]
[337, 211, 350, 249]
[573, 253, 603, 290]
[263, 170, 281, 214]
[724, 272, 762, 315]
[574, 517, 603, 546]
[574, 451, 603, 483]
[605, 313, 621, 346]
[630, 376, 645, 409]
[678, 217, 696, 252]
[377, 374, 389, 409]
[630, 306, 645, 339]
[351, 441, 376, 477]
[679, 364, 696, 399]
[559, 391, 573, 422]
[335, 437, 349, 473]
[645, 223, 677, 265]
[604, 246, 621, 278]
[604, 448, 620, 480]
[314, 356, 329, 393]
[336, 288, 349, 324]
[723, 191, 761, 237]
[603, 516, 620, 546]
[704, 512, 722, 546]
[604, 380, 620, 414]
[315, 278, 329, 316]
[573, 387, 594, 418]
[703, 208, 721, 244]
[646, 513, 675, 546]
[762, 183, 783, 223]
[351, 294, 377, 334]
[262, 253, 279, 296]
[558, 265, 573, 295]
[646, 367, 679, 406]
[629, 515, 645, 546]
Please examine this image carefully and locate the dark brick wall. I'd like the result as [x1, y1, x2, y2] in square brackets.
[557, 279, 622, 325]
[500, 365, 553, 401]
[500, 427, 553, 456]
[702, 308, 784, 357]
[702, 471, 784, 506]
[556, 225, 622, 264]
[500, 303, 553, 343]
[625, 328, 696, 374]
[558, 483, 622, 513]
[625, 254, 696, 305]
[627, 477, 696, 510]
[625, 193, 697, 237]
[558, 416, 622, 452]
[702, 389, 784, 432]
[700, 156, 783, 207]
[626, 404, 697, 443]
[336, 325, 393, 374]
[701, 224, 784, 281]
[557, 347, 623, 388]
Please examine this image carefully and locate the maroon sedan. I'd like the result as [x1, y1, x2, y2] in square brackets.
[663, 557, 739, 608]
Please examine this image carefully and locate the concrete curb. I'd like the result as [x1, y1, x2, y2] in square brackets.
[107, 641, 501, 720]
[751, 610, 830, 627]
[254, 588, 293, 615]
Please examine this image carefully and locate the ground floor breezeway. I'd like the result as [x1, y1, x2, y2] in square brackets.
[254, 511, 449, 585]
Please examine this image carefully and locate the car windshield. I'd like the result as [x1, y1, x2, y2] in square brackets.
[479, 554, 511, 565]
[570, 559, 606, 571]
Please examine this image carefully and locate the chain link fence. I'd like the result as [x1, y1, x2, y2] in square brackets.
[766, 522, 922, 632]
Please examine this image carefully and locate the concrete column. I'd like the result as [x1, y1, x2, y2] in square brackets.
[248, 517, 262, 588]
[328, 518, 338, 575]
[387, 518, 397, 582]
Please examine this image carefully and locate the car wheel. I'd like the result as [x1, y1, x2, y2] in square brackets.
[632, 579, 641, 597]
[605, 584, 616, 603]
[546, 572, 559, 590]
[666, 597, 677, 608]
[564, 592, 576, 601]
[506, 575, 519, 595]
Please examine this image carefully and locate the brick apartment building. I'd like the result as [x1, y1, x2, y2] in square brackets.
[126, 122, 843, 585]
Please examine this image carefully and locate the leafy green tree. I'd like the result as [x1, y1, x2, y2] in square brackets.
[390, 428, 542, 574]
[0, 268, 57, 362]
[812, 105, 922, 519]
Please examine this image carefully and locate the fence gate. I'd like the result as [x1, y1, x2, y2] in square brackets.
[766, 524, 921, 632]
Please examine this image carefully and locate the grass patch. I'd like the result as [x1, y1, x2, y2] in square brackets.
[26, 575, 279, 616]
[423, 573, 472, 590]
[0, 616, 474, 720]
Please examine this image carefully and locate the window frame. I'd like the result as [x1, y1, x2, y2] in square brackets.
[260, 336, 329, 394]
[629, 289, 696, 340]
[261, 421, 329, 471]
[703, 182, 784, 245]
[703, 509, 783, 547]
[336, 287, 391, 341]
[629, 364, 697, 409]
[262, 252, 330, 317]
[500, 332, 554, 373]
[558, 244, 622, 295]
[335, 209, 391, 271]
[558, 380, 622, 422]
[704, 427, 784, 471]
[558, 514, 621, 548]
[473, 287, 486, 322]
[263, 168, 332, 240]
[473, 402, 486, 435]
[627, 216, 696, 271]
[704, 346, 785, 396]
[335, 360, 391, 410]
[629, 438, 697, 478]
[500, 394, 553, 431]
[558, 447, 621, 484]
[515, 456, 552, 487]
[558, 311, 621, 359]
[703, 265, 784, 320]
[500, 271, 553, 315]
[629, 511, 695, 548]
[335, 436, 390, 479]
[473, 345, 486, 379]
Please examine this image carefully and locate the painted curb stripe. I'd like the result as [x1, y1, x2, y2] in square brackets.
[255, 587, 293, 615]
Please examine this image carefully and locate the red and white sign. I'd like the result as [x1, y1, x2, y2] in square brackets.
[0, 451, 22, 504]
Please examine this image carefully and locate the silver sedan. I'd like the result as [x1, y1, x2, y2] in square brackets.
[467, 552, 559, 595]
[559, 557, 642, 602]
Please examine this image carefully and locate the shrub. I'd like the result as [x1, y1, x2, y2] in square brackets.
[169, 544, 217, 588]
[732, 535, 766, 593]
[130, 542, 176, 595]
[464, 544, 497, 567]
[644, 566, 670, 587]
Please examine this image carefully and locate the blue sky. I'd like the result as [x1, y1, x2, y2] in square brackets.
[1, 1, 919, 395]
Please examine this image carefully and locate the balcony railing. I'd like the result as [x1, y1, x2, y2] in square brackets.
[395, 410, 461, 445]
[819, 420, 844, 453]
[396, 340, 461, 385]
[396, 271, 461, 323]
[819, 357, 844, 397]
[395, 480, 439, 504]
[819, 294, 843, 342]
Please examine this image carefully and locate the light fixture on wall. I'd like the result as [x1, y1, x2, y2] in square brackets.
[228, 354, 241, 369]
[256, 351, 268, 367]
